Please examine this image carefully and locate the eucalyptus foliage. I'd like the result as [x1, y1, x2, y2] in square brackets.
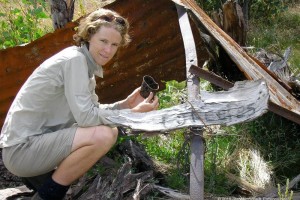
[0, 0, 50, 49]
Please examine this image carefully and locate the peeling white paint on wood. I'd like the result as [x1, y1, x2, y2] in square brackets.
[107, 80, 269, 131]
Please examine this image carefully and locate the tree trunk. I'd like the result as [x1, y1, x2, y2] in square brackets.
[208, 0, 248, 83]
[49, 0, 75, 29]
[241, 0, 250, 29]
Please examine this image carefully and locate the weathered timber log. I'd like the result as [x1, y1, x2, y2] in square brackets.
[211, 0, 247, 46]
[118, 140, 155, 171]
[107, 80, 269, 132]
[77, 162, 154, 200]
[68, 140, 159, 199]
[206, 0, 247, 83]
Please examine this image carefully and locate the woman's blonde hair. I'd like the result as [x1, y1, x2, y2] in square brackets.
[73, 8, 130, 47]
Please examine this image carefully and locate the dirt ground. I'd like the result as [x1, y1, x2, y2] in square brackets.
[0, 149, 23, 189]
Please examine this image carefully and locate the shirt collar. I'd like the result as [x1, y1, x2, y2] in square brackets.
[81, 43, 103, 78]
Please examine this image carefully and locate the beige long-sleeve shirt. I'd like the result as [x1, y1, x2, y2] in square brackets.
[0, 44, 126, 148]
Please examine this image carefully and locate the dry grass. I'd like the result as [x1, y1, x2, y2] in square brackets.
[73, 0, 116, 19]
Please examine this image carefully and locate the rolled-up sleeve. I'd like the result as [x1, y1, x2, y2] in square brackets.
[63, 55, 122, 127]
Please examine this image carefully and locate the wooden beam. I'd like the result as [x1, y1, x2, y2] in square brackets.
[189, 65, 234, 90]
[107, 80, 269, 131]
[189, 65, 300, 125]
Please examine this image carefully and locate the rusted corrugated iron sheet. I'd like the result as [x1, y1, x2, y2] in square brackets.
[173, 0, 300, 122]
[0, 0, 208, 128]
[96, 0, 209, 102]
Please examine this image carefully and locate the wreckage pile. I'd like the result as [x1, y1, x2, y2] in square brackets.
[254, 47, 300, 100]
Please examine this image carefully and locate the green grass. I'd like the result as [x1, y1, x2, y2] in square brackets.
[136, 81, 240, 195]
[246, 5, 300, 182]
[137, 125, 190, 191]
[204, 134, 238, 195]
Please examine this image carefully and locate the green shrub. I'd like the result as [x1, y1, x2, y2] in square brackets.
[250, 0, 288, 23]
[0, 0, 50, 49]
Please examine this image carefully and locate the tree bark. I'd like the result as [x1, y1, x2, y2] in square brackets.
[49, 0, 75, 29]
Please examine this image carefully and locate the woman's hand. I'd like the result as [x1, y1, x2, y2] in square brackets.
[131, 92, 159, 112]
[119, 87, 159, 112]
[124, 87, 145, 109]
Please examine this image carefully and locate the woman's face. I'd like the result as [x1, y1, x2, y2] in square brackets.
[88, 26, 122, 66]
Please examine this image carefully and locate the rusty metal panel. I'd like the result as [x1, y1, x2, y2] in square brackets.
[98, 0, 208, 103]
[0, 0, 209, 129]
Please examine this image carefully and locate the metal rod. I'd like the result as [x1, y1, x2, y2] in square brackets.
[190, 131, 205, 199]
[176, 4, 204, 200]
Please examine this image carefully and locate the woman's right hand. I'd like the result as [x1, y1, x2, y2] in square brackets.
[131, 92, 159, 113]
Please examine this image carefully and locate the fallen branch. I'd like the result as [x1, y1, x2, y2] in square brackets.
[0, 185, 33, 199]
[132, 180, 153, 200]
[153, 184, 190, 200]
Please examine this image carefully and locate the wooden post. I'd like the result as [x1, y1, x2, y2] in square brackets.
[176, 4, 204, 200]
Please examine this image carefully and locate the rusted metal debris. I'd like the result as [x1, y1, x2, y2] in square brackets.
[175, 4, 204, 199]
[174, 0, 300, 124]
[255, 47, 300, 100]
[0, 0, 299, 129]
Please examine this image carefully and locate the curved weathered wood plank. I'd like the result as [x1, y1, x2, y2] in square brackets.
[107, 80, 269, 131]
